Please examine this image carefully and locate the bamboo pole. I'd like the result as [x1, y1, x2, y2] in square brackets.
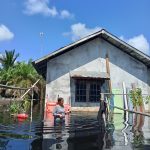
[100, 92, 150, 96]
[20, 79, 40, 99]
[0, 84, 28, 90]
[30, 87, 33, 122]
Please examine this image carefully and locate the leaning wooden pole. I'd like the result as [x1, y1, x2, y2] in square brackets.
[20, 79, 40, 99]
[106, 53, 112, 93]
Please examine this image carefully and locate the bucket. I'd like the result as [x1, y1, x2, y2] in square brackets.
[17, 113, 28, 119]
[46, 102, 71, 113]
[46, 102, 56, 113]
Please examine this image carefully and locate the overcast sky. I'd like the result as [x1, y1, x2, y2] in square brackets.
[0, 0, 150, 61]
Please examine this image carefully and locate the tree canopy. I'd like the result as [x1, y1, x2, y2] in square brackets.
[0, 50, 45, 99]
[0, 50, 19, 70]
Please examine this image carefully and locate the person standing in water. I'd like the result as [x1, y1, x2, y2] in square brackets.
[53, 97, 65, 120]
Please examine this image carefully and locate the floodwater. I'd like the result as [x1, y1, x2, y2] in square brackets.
[0, 103, 150, 150]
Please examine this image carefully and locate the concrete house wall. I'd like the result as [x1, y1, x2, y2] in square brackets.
[45, 37, 150, 110]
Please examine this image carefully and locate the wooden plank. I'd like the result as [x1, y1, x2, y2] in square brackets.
[105, 53, 112, 93]
[0, 84, 28, 90]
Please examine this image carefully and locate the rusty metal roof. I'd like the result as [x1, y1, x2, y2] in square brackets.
[33, 29, 150, 79]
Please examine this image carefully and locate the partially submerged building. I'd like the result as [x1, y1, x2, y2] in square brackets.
[33, 29, 150, 111]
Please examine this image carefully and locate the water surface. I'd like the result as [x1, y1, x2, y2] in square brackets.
[0, 104, 150, 150]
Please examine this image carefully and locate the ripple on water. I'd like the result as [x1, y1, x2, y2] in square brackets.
[0, 108, 150, 150]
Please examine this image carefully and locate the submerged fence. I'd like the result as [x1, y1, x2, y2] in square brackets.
[100, 93, 150, 117]
[0, 79, 40, 121]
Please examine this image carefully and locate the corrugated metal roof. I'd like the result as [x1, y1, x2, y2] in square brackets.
[70, 71, 110, 79]
[32, 29, 150, 79]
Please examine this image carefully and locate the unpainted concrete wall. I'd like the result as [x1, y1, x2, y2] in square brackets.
[46, 37, 150, 110]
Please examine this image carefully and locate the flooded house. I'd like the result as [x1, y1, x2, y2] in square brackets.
[33, 29, 150, 112]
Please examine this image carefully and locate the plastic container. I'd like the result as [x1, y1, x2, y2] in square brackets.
[46, 102, 71, 113]
[46, 102, 56, 113]
[17, 113, 28, 119]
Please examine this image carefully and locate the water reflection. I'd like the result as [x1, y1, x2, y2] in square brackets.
[105, 122, 115, 149]
[66, 109, 107, 150]
[132, 114, 145, 148]
[0, 104, 150, 150]
[0, 139, 9, 150]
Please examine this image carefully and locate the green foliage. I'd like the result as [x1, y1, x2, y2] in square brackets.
[145, 96, 150, 104]
[129, 88, 143, 107]
[0, 49, 19, 70]
[9, 99, 31, 114]
[0, 132, 32, 139]
[9, 101, 22, 114]
[0, 49, 45, 100]
[132, 131, 144, 148]
[0, 67, 15, 85]
[22, 98, 30, 112]
[12, 62, 39, 88]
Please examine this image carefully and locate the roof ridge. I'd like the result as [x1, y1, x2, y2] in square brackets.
[33, 29, 150, 78]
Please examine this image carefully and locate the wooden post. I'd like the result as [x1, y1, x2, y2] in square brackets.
[106, 53, 112, 93]
[101, 93, 104, 101]
[100, 93, 105, 111]
[123, 82, 128, 110]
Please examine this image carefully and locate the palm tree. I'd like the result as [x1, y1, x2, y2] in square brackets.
[13, 61, 45, 99]
[0, 50, 45, 99]
[0, 67, 14, 85]
[0, 50, 19, 70]
[13, 62, 37, 87]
